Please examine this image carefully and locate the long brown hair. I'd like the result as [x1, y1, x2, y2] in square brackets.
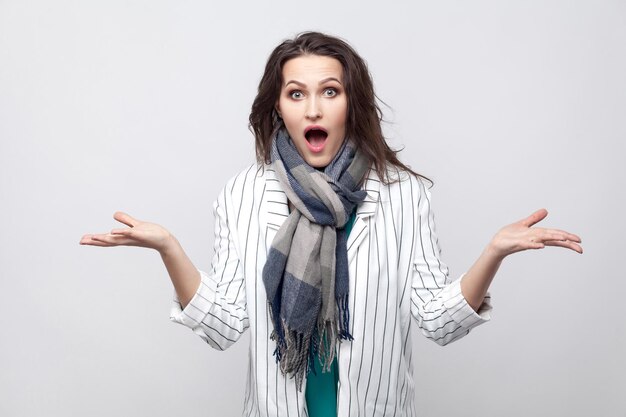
[249, 31, 431, 186]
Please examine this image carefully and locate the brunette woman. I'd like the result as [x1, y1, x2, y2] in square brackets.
[80, 32, 582, 417]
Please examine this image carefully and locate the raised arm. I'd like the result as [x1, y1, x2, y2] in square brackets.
[410, 176, 492, 346]
[168, 185, 249, 350]
[79, 212, 201, 307]
[79, 186, 250, 351]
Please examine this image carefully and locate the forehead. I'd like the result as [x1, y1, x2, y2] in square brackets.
[281, 55, 344, 83]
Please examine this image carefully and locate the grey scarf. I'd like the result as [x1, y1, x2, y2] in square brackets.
[262, 128, 370, 390]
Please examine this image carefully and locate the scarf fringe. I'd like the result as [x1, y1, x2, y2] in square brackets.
[317, 319, 337, 373]
[270, 316, 317, 392]
[268, 302, 286, 362]
[268, 299, 354, 392]
[338, 294, 353, 341]
[269, 318, 313, 392]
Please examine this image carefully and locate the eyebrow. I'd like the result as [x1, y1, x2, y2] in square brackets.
[284, 77, 343, 88]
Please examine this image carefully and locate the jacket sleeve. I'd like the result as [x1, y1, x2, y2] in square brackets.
[410, 176, 492, 346]
[169, 184, 249, 350]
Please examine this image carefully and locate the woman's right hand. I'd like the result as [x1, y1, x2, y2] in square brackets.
[79, 211, 174, 254]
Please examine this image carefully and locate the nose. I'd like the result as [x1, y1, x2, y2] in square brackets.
[305, 98, 322, 120]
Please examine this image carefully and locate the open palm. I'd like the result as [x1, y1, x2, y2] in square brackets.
[490, 208, 582, 259]
[79, 211, 172, 252]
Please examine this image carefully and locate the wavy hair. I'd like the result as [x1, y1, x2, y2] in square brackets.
[249, 31, 431, 186]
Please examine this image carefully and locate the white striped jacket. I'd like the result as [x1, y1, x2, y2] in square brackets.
[170, 163, 492, 417]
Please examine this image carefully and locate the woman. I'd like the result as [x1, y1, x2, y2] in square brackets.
[80, 32, 582, 417]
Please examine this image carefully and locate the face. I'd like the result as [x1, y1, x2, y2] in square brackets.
[276, 54, 348, 168]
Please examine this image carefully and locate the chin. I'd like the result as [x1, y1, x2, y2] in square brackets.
[305, 156, 331, 169]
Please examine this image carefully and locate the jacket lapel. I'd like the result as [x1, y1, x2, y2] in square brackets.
[346, 169, 380, 263]
[259, 166, 289, 250]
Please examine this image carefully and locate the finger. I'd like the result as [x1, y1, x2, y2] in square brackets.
[519, 208, 548, 227]
[79, 234, 104, 244]
[544, 240, 583, 254]
[545, 228, 582, 243]
[110, 228, 132, 235]
[113, 211, 138, 228]
[83, 240, 117, 244]
[536, 230, 583, 247]
[89, 233, 129, 246]
[79, 234, 93, 243]
[536, 230, 572, 242]
[79, 235, 117, 247]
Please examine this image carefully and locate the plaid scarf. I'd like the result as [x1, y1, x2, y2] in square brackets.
[262, 128, 370, 391]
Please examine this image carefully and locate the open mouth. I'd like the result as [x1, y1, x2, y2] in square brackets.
[304, 127, 328, 149]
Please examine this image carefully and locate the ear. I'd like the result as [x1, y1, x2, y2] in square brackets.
[274, 102, 282, 118]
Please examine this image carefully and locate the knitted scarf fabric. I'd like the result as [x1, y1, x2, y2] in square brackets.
[262, 128, 370, 391]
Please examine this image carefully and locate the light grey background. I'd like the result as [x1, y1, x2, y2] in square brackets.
[1, 1, 624, 416]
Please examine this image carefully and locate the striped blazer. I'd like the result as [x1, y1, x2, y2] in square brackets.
[170, 163, 492, 417]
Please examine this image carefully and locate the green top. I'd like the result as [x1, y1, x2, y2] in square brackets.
[305, 208, 357, 417]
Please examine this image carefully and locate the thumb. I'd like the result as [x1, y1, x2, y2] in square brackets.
[519, 208, 548, 227]
[113, 211, 139, 228]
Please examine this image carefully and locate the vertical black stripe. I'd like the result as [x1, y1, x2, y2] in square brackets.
[374, 197, 392, 415]
[236, 164, 255, 225]
[400, 175, 416, 306]
[355, 217, 371, 417]
[384, 178, 402, 416]
[363, 219, 381, 411]
[401, 176, 416, 409]
[228, 174, 246, 302]
[346, 246, 360, 417]
[259, 192, 271, 417]
[252, 173, 260, 416]
[387, 176, 399, 261]
[396, 169, 405, 270]
[221, 183, 240, 300]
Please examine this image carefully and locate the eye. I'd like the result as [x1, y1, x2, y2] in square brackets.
[323, 88, 338, 97]
[289, 90, 304, 100]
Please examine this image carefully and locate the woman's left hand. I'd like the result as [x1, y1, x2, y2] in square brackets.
[488, 208, 583, 261]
